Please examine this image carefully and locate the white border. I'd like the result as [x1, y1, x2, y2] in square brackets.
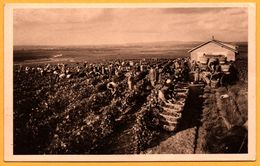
[4, 3, 256, 161]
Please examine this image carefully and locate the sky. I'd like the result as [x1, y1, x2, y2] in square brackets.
[13, 7, 248, 46]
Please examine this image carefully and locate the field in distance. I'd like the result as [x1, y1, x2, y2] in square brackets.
[13, 41, 248, 64]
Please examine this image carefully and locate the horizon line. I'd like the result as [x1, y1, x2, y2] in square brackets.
[13, 40, 248, 47]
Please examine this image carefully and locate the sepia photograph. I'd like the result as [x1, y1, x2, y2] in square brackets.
[4, 3, 256, 161]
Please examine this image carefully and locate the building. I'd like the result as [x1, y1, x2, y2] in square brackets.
[188, 37, 239, 63]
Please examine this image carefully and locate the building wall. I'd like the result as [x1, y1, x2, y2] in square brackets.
[190, 42, 236, 62]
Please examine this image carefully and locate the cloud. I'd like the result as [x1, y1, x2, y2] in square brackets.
[14, 8, 106, 25]
[13, 7, 248, 45]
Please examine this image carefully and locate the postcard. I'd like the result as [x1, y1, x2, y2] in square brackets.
[4, 3, 256, 161]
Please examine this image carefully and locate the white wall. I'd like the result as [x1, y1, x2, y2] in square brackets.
[190, 42, 236, 62]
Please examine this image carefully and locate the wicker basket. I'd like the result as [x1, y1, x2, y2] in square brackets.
[163, 125, 176, 132]
[211, 79, 219, 88]
[221, 64, 230, 72]
[219, 56, 226, 64]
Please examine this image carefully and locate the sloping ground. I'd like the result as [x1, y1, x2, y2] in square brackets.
[141, 84, 204, 154]
[142, 127, 196, 154]
[92, 118, 139, 154]
[195, 82, 248, 153]
[195, 86, 216, 153]
[142, 81, 248, 154]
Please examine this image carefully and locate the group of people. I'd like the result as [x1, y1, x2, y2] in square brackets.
[15, 58, 192, 104]
[190, 56, 232, 86]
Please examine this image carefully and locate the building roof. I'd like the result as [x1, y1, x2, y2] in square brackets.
[188, 39, 239, 53]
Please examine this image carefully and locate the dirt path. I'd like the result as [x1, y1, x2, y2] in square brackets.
[143, 127, 197, 154]
[195, 83, 248, 153]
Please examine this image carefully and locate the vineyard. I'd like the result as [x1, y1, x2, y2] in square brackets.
[13, 57, 248, 154]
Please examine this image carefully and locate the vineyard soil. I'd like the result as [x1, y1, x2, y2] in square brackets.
[13, 43, 248, 154]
